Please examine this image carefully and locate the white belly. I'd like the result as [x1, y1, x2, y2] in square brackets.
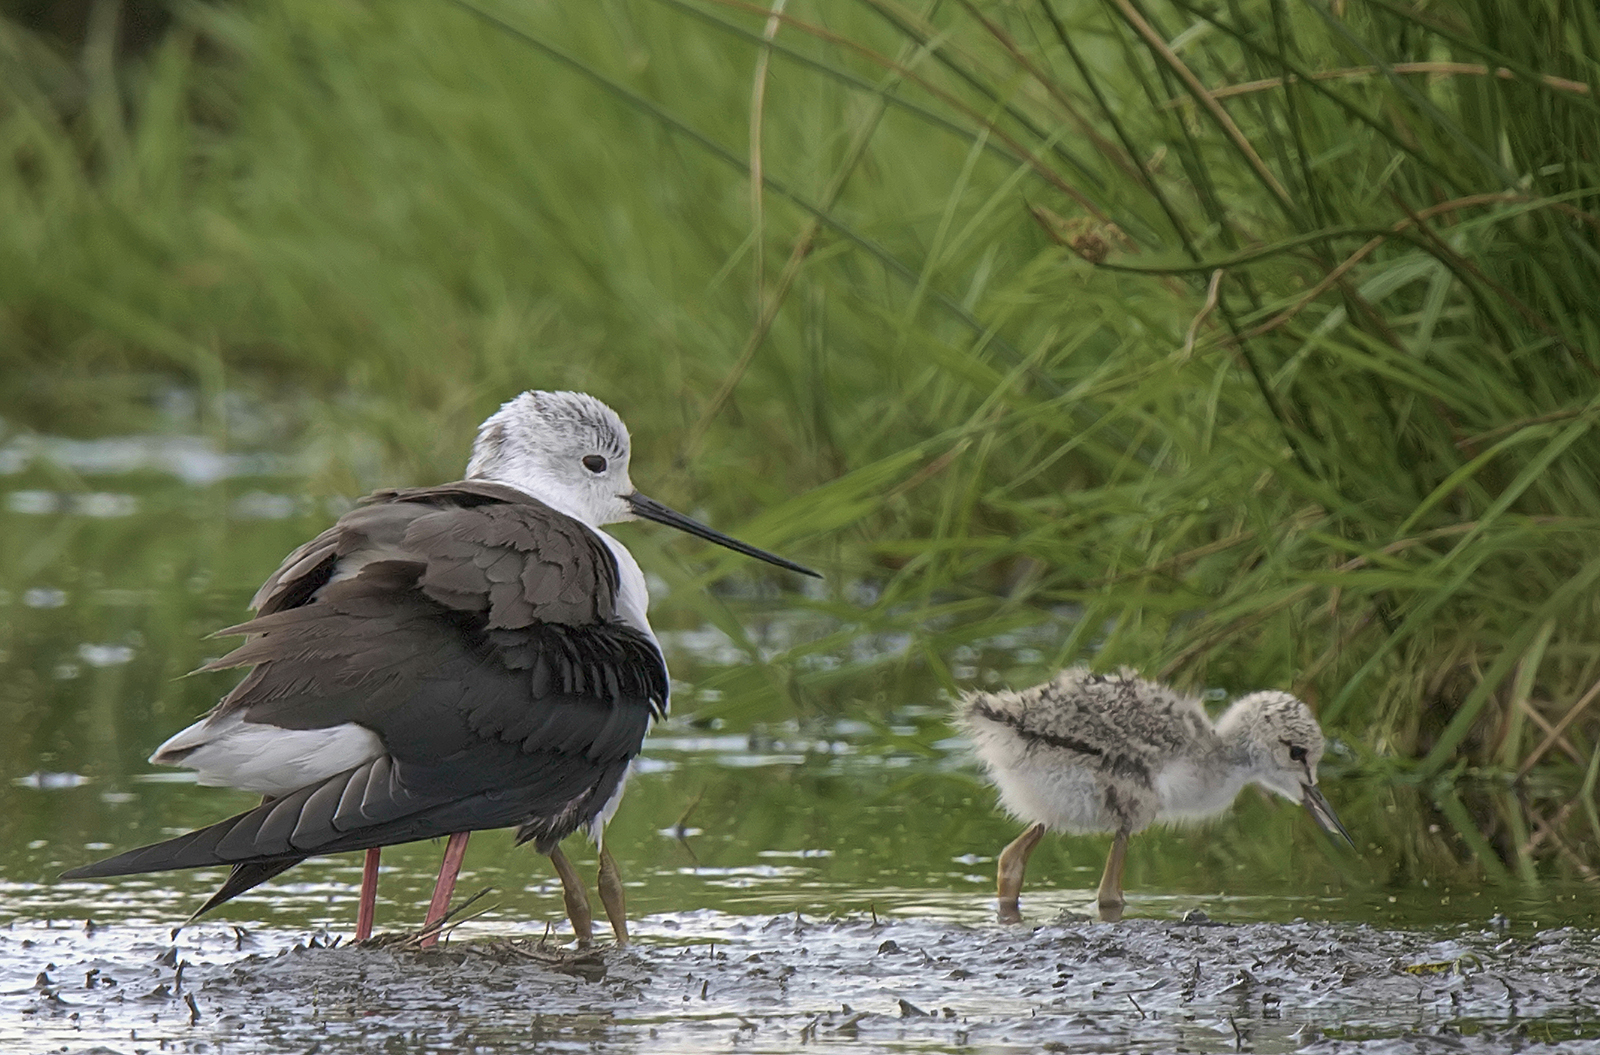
[584, 527, 658, 839]
[988, 756, 1117, 833]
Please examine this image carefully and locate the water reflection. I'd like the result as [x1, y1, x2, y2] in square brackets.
[3, 431, 1599, 931]
[0, 430, 290, 484]
[13, 735, 1600, 936]
[8, 440, 1600, 1054]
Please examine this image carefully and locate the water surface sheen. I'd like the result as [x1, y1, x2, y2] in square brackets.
[4, 430, 1598, 1052]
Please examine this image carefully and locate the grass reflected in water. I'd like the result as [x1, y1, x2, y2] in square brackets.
[5, 447, 1600, 1055]
[2, 440, 1598, 938]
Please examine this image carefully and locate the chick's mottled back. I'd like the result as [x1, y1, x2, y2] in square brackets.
[960, 667, 1218, 834]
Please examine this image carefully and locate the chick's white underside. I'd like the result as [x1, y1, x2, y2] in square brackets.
[983, 748, 1257, 834]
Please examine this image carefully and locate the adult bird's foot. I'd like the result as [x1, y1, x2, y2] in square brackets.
[596, 846, 629, 946]
[549, 845, 595, 946]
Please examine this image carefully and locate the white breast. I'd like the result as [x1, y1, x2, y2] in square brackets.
[591, 527, 657, 645]
[1154, 760, 1249, 824]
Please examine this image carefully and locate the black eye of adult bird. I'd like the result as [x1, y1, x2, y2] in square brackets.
[1288, 744, 1308, 763]
[60, 389, 818, 949]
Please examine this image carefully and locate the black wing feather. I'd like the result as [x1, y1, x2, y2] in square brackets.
[62, 481, 669, 908]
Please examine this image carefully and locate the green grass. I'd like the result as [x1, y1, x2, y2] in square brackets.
[3, 0, 1600, 793]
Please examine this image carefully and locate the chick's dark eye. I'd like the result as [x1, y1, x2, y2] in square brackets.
[582, 455, 607, 474]
[1288, 745, 1308, 763]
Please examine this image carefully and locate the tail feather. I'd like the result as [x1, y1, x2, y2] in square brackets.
[184, 858, 306, 923]
[59, 754, 631, 887]
[59, 809, 282, 879]
[60, 758, 612, 884]
[60, 761, 394, 880]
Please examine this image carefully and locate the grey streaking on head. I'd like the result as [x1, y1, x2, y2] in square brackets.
[957, 665, 1351, 922]
[61, 390, 817, 946]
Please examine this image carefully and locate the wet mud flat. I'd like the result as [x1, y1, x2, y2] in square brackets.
[8, 911, 1600, 1054]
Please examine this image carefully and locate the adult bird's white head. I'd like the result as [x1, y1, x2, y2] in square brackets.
[466, 390, 818, 578]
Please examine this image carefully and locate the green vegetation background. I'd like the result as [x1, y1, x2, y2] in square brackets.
[3, 0, 1599, 790]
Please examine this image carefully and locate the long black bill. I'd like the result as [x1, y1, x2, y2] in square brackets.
[626, 492, 821, 578]
[1302, 783, 1355, 848]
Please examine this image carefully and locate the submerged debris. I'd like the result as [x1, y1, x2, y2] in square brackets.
[359, 887, 497, 951]
[4, 913, 1599, 1053]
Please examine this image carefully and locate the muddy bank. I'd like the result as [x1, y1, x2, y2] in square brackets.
[8, 910, 1600, 1054]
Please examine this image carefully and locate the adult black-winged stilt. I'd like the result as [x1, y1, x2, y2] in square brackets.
[62, 390, 818, 946]
[957, 666, 1351, 922]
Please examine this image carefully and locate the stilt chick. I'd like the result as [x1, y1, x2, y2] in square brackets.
[958, 666, 1351, 922]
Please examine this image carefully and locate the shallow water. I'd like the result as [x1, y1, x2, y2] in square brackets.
[5, 422, 1600, 1053]
[12, 911, 1600, 1054]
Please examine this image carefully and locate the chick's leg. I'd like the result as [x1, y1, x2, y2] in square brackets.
[996, 822, 1047, 923]
[1096, 828, 1130, 923]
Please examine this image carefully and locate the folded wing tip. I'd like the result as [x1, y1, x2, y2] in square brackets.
[59, 857, 130, 880]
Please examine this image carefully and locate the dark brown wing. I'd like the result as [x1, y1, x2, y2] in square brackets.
[249, 480, 614, 626]
[62, 482, 667, 890]
[204, 483, 655, 732]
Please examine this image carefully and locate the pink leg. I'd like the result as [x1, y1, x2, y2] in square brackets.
[354, 848, 381, 941]
[420, 832, 471, 949]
